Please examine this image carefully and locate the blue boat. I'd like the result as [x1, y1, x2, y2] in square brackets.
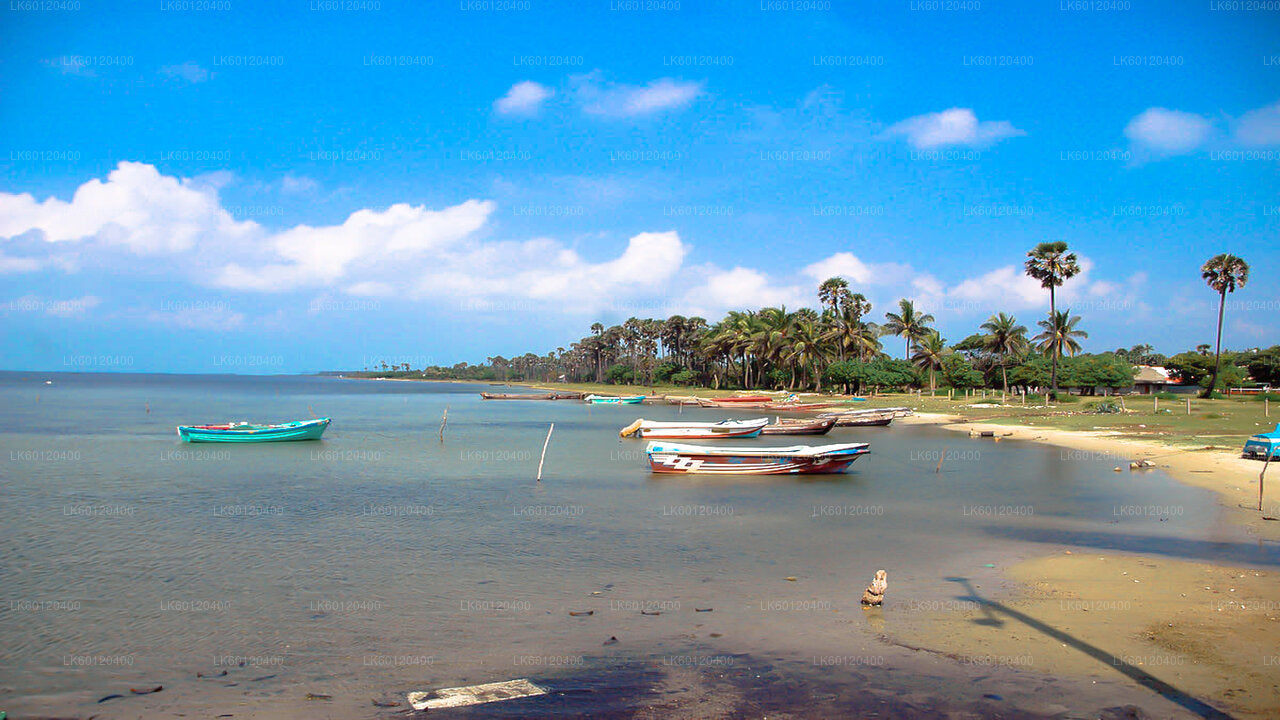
[177, 417, 331, 443]
[583, 395, 645, 405]
[1243, 424, 1280, 460]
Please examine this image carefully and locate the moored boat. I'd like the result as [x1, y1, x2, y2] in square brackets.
[818, 407, 911, 427]
[645, 440, 869, 474]
[1243, 424, 1280, 459]
[665, 395, 701, 405]
[760, 417, 837, 435]
[696, 398, 773, 409]
[619, 417, 768, 439]
[584, 394, 645, 405]
[177, 417, 330, 443]
[712, 395, 773, 403]
[480, 392, 556, 400]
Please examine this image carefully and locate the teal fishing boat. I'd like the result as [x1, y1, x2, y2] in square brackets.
[1243, 424, 1280, 460]
[583, 395, 645, 405]
[177, 417, 330, 443]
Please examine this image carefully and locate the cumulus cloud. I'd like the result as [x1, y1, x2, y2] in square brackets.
[1233, 100, 1280, 146]
[676, 266, 809, 318]
[802, 252, 912, 286]
[573, 72, 703, 117]
[159, 61, 210, 84]
[0, 161, 258, 254]
[0, 163, 697, 314]
[494, 81, 553, 116]
[1124, 107, 1213, 155]
[883, 108, 1024, 149]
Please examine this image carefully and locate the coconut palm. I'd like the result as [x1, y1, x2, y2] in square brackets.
[1200, 253, 1250, 397]
[817, 277, 850, 315]
[911, 331, 950, 392]
[980, 312, 1029, 392]
[1024, 241, 1081, 397]
[883, 299, 935, 359]
[1033, 311, 1088, 390]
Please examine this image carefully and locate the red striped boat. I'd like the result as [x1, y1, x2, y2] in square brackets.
[645, 441, 869, 475]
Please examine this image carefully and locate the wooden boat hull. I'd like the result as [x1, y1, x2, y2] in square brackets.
[761, 417, 837, 435]
[177, 417, 330, 443]
[1243, 425, 1280, 459]
[585, 395, 645, 405]
[625, 418, 769, 439]
[832, 416, 893, 427]
[480, 392, 555, 400]
[646, 441, 869, 475]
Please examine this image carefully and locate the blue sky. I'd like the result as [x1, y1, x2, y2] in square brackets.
[1, 0, 1277, 372]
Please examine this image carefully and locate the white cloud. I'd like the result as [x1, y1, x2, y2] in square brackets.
[676, 266, 808, 318]
[1124, 107, 1212, 155]
[215, 199, 496, 291]
[573, 72, 704, 117]
[417, 231, 689, 312]
[883, 108, 1024, 149]
[494, 81, 553, 116]
[802, 252, 912, 286]
[1233, 100, 1280, 146]
[0, 161, 258, 254]
[159, 61, 210, 84]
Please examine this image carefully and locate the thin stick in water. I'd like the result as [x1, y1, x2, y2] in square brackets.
[439, 406, 449, 442]
[536, 423, 555, 482]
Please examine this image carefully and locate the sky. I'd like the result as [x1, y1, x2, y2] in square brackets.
[1, 0, 1278, 373]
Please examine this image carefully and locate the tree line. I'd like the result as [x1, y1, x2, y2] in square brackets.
[367, 246, 1267, 397]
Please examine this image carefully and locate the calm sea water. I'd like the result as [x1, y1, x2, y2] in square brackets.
[0, 372, 1273, 718]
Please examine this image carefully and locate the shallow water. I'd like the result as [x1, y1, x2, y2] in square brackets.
[0, 373, 1273, 717]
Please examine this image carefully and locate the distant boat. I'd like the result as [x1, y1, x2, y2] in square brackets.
[760, 417, 837, 436]
[713, 395, 773, 403]
[177, 417, 330, 443]
[696, 398, 773, 409]
[584, 395, 645, 405]
[619, 417, 768, 439]
[481, 392, 556, 400]
[818, 407, 911, 427]
[1243, 424, 1280, 459]
[646, 441, 869, 474]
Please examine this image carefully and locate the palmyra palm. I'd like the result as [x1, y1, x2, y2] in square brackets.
[1024, 241, 1081, 397]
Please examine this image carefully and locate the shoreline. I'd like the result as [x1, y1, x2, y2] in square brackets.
[891, 411, 1280, 718]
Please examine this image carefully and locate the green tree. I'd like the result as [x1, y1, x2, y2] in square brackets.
[911, 331, 950, 392]
[1200, 253, 1250, 397]
[1033, 310, 1088, 394]
[883, 299, 935, 360]
[1024, 241, 1081, 397]
[980, 312, 1029, 392]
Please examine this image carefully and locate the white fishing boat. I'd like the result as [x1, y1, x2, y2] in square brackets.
[619, 417, 768, 439]
[646, 441, 870, 475]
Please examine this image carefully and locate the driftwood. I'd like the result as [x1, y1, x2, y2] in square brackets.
[860, 569, 887, 606]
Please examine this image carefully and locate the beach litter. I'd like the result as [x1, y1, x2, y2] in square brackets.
[407, 678, 548, 711]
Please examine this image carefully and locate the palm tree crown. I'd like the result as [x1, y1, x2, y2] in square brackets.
[883, 299, 935, 360]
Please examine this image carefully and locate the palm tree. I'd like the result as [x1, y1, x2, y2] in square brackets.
[1025, 241, 1081, 398]
[883, 299, 935, 359]
[817, 277, 849, 316]
[980, 312, 1029, 392]
[1200, 253, 1250, 397]
[911, 331, 950, 392]
[1033, 310, 1088, 392]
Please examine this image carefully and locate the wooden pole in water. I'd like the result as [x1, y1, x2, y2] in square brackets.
[1260, 452, 1273, 512]
[1186, 397, 1191, 416]
[439, 406, 448, 442]
[536, 423, 555, 482]
[1154, 396, 1159, 413]
[1266, 397, 1270, 418]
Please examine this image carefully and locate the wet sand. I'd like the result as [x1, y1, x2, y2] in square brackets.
[892, 412, 1280, 718]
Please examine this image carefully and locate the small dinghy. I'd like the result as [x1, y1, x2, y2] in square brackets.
[584, 394, 645, 404]
[176, 417, 330, 443]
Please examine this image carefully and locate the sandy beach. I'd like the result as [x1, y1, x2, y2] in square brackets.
[892, 411, 1280, 718]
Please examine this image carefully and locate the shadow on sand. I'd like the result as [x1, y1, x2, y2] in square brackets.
[982, 525, 1280, 567]
[943, 576, 1236, 720]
